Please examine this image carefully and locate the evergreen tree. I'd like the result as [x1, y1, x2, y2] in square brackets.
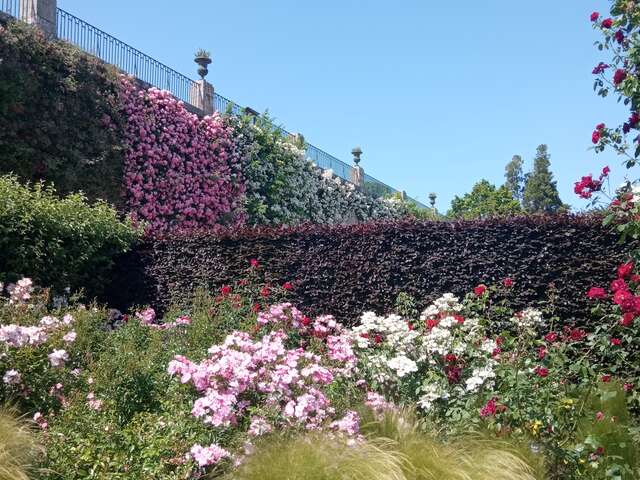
[447, 179, 522, 220]
[522, 145, 565, 213]
[504, 155, 524, 201]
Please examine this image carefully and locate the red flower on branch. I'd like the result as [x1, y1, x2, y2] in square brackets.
[590, 12, 600, 22]
[282, 281, 293, 291]
[587, 286, 607, 299]
[534, 366, 549, 378]
[613, 69, 627, 86]
[617, 262, 634, 279]
[220, 285, 232, 296]
[601, 18, 613, 28]
[474, 284, 487, 296]
[503, 277, 514, 287]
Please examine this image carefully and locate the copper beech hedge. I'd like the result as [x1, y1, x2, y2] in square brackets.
[106, 215, 630, 325]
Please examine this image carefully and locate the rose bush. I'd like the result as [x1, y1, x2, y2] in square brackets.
[350, 268, 640, 479]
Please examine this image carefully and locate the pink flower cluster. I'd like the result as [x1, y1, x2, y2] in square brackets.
[168, 314, 358, 464]
[6, 278, 33, 305]
[135, 307, 191, 330]
[119, 78, 245, 234]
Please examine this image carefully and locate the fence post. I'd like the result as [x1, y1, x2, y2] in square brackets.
[190, 51, 214, 115]
[350, 146, 364, 189]
[20, 0, 57, 38]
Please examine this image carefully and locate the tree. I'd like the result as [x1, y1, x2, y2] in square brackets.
[447, 179, 522, 220]
[504, 155, 524, 201]
[521, 145, 566, 213]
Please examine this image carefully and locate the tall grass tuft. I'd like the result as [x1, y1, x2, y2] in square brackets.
[360, 407, 545, 480]
[227, 432, 406, 480]
[0, 407, 37, 480]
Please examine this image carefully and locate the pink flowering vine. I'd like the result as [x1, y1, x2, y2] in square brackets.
[119, 77, 245, 234]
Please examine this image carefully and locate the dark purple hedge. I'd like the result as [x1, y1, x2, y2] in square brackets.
[106, 215, 630, 325]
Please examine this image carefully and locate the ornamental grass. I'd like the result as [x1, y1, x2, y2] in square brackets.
[0, 407, 37, 480]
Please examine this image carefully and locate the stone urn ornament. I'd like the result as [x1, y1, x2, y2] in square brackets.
[194, 49, 212, 79]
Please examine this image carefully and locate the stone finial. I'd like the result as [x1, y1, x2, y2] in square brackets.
[194, 49, 212, 80]
[351, 146, 362, 165]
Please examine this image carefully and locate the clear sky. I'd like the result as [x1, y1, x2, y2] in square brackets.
[59, 0, 628, 212]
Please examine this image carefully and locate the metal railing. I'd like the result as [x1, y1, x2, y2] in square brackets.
[1, 3, 428, 208]
[0, 0, 19, 18]
[56, 8, 197, 105]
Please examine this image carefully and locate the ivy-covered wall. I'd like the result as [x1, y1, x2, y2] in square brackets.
[0, 20, 125, 206]
[0, 19, 405, 233]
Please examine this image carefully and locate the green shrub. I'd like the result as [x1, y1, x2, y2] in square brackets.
[0, 175, 139, 297]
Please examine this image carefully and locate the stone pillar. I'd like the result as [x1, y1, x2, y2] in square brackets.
[20, 0, 57, 38]
[189, 79, 214, 115]
[350, 146, 364, 189]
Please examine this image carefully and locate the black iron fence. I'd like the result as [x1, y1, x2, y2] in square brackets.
[57, 8, 196, 105]
[0, 3, 428, 208]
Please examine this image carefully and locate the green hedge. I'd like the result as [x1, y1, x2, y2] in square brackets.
[0, 175, 139, 297]
[0, 20, 124, 205]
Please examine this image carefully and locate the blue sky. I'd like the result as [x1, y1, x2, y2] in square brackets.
[59, 0, 628, 211]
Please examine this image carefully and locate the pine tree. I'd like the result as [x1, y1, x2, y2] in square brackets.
[522, 144, 565, 213]
[504, 155, 524, 201]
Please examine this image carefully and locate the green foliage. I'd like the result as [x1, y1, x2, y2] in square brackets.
[0, 21, 124, 205]
[0, 175, 139, 297]
[505, 155, 525, 201]
[227, 113, 403, 225]
[0, 407, 38, 480]
[522, 145, 566, 214]
[447, 179, 522, 219]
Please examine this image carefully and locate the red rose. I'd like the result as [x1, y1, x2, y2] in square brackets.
[601, 374, 612, 383]
[374, 334, 383, 344]
[302, 316, 311, 326]
[590, 11, 599, 22]
[624, 383, 634, 392]
[587, 287, 607, 299]
[596, 123, 606, 130]
[503, 277, 514, 287]
[544, 331, 558, 343]
[260, 286, 270, 298]
[407, 322, 414, 331]
[614, 29, 625, 44]
[454, 315, 465, 324]
[495, 336, 504, 346]
[613, 69, 627, 86]
[359, 332, 369, 339]
[631, 274, 640, 283]
[282, 281, 293, 291]
[535, 366, 549, 378]
[480, 397, 498, 418]
[425, 319, 439, 330]
[601, 166, 610, 177]
[538, 346, 546, 360]
[596, 411, 605, 421]
[592, 130, 601, 144]
[611, 337, 622, 346]
[445, 353, 457, 363]
[249, 258, 259, 268]
[569, 328, 586, 342]
[611, 278, 628, 293]
[474, 284, 487, 296]
[621, 312, 636, 327]
[617, 262, 634, 279]
[220, 285, 232, 296]
[252, 303, 261, 313]
[602, 18, 613, 28]
[492, 347, 501, 358]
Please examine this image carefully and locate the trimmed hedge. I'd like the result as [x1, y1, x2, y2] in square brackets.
[106, 215, 629, 325]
